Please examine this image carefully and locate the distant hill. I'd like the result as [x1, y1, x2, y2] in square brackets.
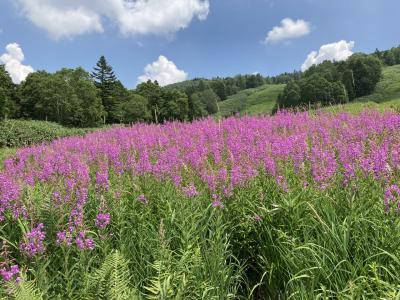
[217, 84, 285, 116]
[164, 78, 209, 91]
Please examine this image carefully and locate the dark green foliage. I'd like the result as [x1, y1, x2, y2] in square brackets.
[211, 80, 227, 100]
[355, 64, 400, 103]
[374, 45, 400, 66]
[159, 90, 189, 122]
[347, 54, 382, 98]
[136, 81, 191, 122]
[191, 89, 220, 115]
[277, 80, 301, 108]
[300, 74, 333, 105]
[330, 81, 348, 103]
[107, 81, 130, 123]
[119, 92, 151, 124]
[136, 80, 163, 123]
[18, 68, 105, 127]
[0, 119, 93, 147]
[0, 65, 17, 119]
[188, 93, 207, 121]
[278, 53, 382, 109]
[246, 74, 264, 89]
[340, 68, 356, 100]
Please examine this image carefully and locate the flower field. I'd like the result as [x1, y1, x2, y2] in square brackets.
[1, 110, 400, 298]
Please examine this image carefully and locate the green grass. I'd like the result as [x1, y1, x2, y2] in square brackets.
[321, 98, 400, 114]
[218, 84, 285, 116]
[0, 147, 15, 164]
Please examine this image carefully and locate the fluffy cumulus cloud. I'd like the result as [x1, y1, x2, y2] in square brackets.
[137, 55, 188, 86]
[301, 40, 355, 71]
[16, 0, 210, 39]
[0, 43, 34, 84]
[265, 18, 311, 44]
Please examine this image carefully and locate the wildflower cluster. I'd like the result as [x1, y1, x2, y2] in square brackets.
[19, 223, 45, 258]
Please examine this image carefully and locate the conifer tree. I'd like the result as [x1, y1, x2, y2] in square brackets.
[91, 56, 118, 123]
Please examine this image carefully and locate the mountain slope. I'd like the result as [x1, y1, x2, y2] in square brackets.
[218, 84, 285, 116]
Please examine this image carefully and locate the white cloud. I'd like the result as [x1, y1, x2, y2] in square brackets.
[265, 18, 311, 44]
[137, 55, 188, 86]
[16, 0, 210, 40]
[0, 43, 34, 84]
[301, 40, 355, 71]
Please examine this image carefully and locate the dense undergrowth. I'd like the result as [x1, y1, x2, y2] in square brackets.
[0, 120, 95, 148]
[1, 110, 400, 299]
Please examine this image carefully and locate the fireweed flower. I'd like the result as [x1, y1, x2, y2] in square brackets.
[20, 223, 46, 258]
[2, 109, 400, 258]
[95, 213, 110, 229]
[182, 183, 199, 198]
[56, 231, 73, 247]
[138, 194, 148, 204]
[95, 162, 109, 191]
[0, 265, 20, 282]
[276, 176, 289, 192]
[212, 200, 224, 209]
[384, 184, 400, 212]
[76, 231, 95, 250]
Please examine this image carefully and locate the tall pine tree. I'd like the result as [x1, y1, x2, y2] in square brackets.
[91, 56, 118, 123]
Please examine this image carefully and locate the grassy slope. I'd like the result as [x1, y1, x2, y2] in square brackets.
[355, 64, 400, 103]
[322, 64, 400, 113]
[218, 64, 400, 117]
[218, 84, 285, 116]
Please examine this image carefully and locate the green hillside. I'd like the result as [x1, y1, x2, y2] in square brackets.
[355, 64, 400, 103]
[217, 64, 400, 117]
[218, 84, 285, 116]
[322, 64, 400, 113]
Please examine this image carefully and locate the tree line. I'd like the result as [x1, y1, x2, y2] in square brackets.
[0, 56, 276, 126]
[0, 45, 399, 126]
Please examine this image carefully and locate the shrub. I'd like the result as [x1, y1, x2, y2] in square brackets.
[0, 119, 94, 148]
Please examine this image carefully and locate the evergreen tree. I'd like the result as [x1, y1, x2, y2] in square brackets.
[91, 56, 118, 123]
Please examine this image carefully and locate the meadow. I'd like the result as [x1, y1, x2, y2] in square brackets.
[1, 109, 400, 299]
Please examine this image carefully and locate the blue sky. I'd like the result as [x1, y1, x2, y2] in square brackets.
[0, 0, 399, 87]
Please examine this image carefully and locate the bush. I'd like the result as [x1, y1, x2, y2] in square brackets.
[0, 119, 94, 148]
